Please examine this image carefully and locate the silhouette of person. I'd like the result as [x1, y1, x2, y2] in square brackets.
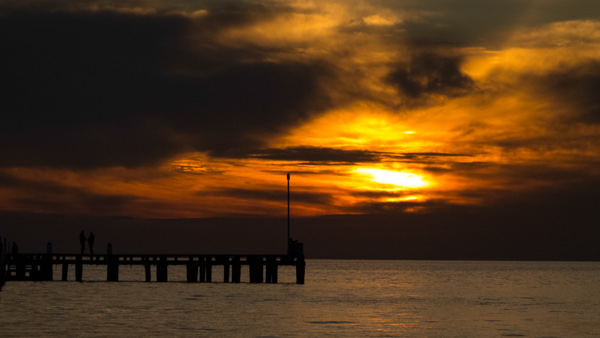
[11, 242, 18, 254]
[88, 232, 95, 256]
[79, 231, 86, 255]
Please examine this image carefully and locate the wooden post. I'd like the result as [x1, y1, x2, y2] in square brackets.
[75, 255, 83, 282]
[232, 256, 241, 283]
[31, 262, 39, 280]
[199, 256, 206, 282]
[296, 259, 305, 285]
[223, 259, 230, 283]
[41, 254, 53, 281]
[186, 257, 198, 283]
[265, 258, 272, 283]
[144, 258, 151, 282]
[206, 256, 212, 283]
[107, 254, 119, 282]
[62, 263, 68, 281]
[266, 256, 277, 283]
[15, 255, 26, 280]
[157, 256, 167, 282]
[249, 256, 263, 283]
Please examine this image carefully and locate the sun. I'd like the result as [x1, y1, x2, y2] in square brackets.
[354, 168, 430, 188]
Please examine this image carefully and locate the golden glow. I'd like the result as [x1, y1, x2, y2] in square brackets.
[384, 195, 425, 202]
[1, 3, 599, 219]
[354, 168, 430, 189]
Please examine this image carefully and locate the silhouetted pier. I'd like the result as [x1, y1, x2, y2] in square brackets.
[1, 245, 305, 284]
[1, 174, 306, 286]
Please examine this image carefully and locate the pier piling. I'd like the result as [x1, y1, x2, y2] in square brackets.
[62, 263, 68, 281]
[266, 256, 278, 283]
[157, 256, 168, 282]
[186, 258, 198, 283]
[296, 260, 305, 285]
[203, 258, 210, 282]
[249, 256, 264, 283]
[232, 256, 241, 283]
[144, 259, 151, 282]
[41, 254, 53, 281]
[75, 255, 83, 282]
[223, 260, 230, 283]
[107, 255, 119, 282]
[199, 257, 206, 282]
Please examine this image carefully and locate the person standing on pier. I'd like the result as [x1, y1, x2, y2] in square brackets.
[88, 232, 95, 256]
[79, 231, 86, 255]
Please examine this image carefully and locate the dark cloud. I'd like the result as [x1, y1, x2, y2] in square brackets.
[246, 147, 382, 164]
[382, 0, 597, 48]
[346, 198, 451, 214]
[0, 4, 333, 169]
[385, 53, 474, 100]
[204, 188, 332, 205]
[0, 171, 155, 215]
[218, 146, 470, 165]
[522, 61, 600, 125]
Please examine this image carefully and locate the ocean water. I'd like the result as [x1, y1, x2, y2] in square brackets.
[1, 260, 599, 337]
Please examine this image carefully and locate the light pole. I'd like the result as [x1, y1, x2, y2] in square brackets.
[288, 173, 291, 244]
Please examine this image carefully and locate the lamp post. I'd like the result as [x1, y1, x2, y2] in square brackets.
[288, 173, 291, 244]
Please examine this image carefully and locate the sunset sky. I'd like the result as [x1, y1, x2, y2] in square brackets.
[1, 1, 599, 257]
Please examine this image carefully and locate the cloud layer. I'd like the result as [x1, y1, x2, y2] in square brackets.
[0, 0, 599, 223]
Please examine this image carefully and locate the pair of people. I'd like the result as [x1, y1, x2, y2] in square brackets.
[79, 231, 95, 255]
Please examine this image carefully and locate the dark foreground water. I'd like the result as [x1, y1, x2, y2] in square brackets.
[1, 260, 599, 337]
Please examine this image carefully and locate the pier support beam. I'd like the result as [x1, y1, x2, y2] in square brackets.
[157, 256, 168, 282]
[107, 255, 119, 282]
[205, 257, 212, 283]
[266, 257, 278, 283]
[144, 260, 151, 282]
[223, 261, 230, 283]
[30, 263, 39, 280]
[41, 254, 53, 281]
[249, 256, 263, 283]
[75, 255, 83, 282]
[232, 257, 241, 283]
[199, 256, 206, 282]
[62, 263, 68, 281]
[186, 258, 198, 283]
[295, 259, 305, 285]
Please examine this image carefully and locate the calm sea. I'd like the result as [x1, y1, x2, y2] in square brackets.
[1, 260, 599, 337]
